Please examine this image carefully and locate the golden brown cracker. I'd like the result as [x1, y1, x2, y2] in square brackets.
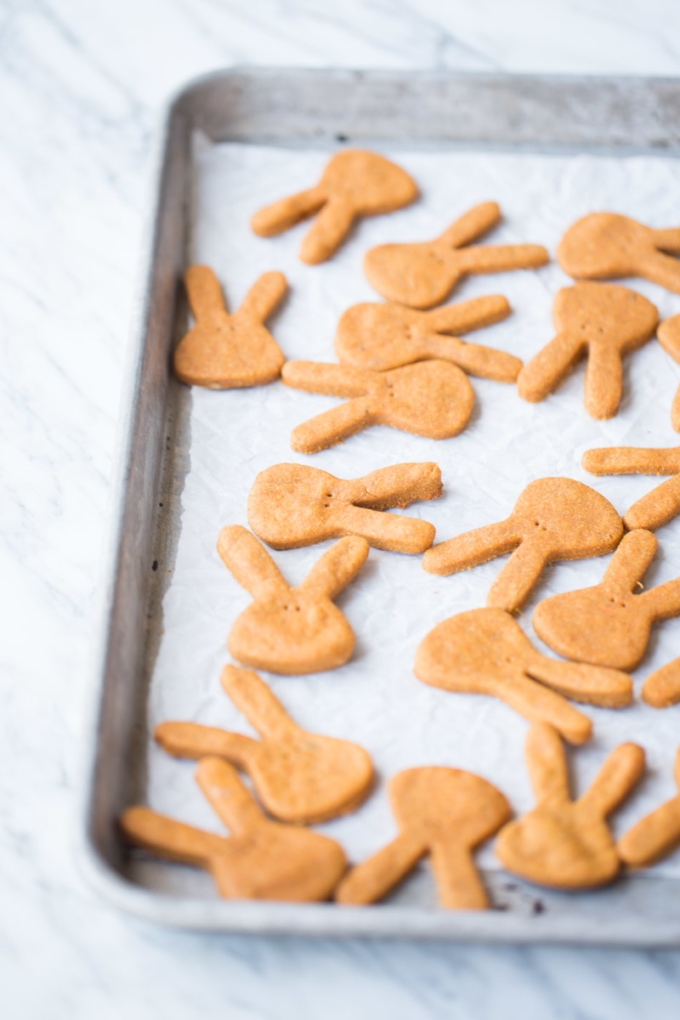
[422, 477, 623, 612]
[618, 748, 680, 867]
[557, 212, 680, 294]
[363, 201, 548, 309]
[250, 149, 417, 265]
[120, 757, 346, 901]
[155, 665, 373, 824]
[495, 722, 645, 890]
[281, 360, 475, 453]
[414, 608, 632, 746]
[582, 445, 680, 531]
[247, 461, 441, 553]
[173, 266, 286, 388]
[336, 767, 510, 910]
[334, 295, 521, 380]
[533, 529, 680, 671]
[217, 525, 368, 675]
[517, 282, 658, 420]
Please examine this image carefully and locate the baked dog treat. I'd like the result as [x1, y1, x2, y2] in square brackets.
[422, 477, 623, 613]
[120, 757, 346, 901]
[642, 658, 680, 708]
[495, 722, 645, 890]
[248, 461, 441, 554]
[173, 265, 286, 388]
[414, 608, 632, 745]
[217, 525, 368, 674]
[657, 313, 680, 431]
[334, 295, 521, 381]
[155, 665, 373, 824]
[582, 445, 680, 531]
[281, 360, 474, 453]
[618, 748, 680, 867]
[557, 212, 680, 294]
[533, 530, 680, 671]
[517, 282, 658, 419]
[250, 150, 418, 265]
[336, 767, 510, 909]
[363, 201, 548, 309]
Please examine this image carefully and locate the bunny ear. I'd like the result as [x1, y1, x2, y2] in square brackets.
[237, 272, 287, 324]
[438, 202, 501, 249]
[525, 723, 571, 809]
[196, 757, 265, 836]
[184, 265, 227, 320]
[578, 743, 645, 818]
[299, 536, 369, 601]
[220, 665, 294, 742]
[119, 806, 224, 866]
[217, 525, 289, 599]
[251, 184, 327, 237]
[602, 529, 657, 593]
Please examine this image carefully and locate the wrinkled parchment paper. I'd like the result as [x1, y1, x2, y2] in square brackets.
[148, 139, 680, 882]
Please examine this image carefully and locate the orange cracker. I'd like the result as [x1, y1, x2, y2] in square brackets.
[618, 748, 680, 867]
[517, 282, 658, 420]
[495, 722, 645, 890]
[250, 149, 417, 265]
[281, 360, 474, 453]
[336, 767, 510, 910]
[173, 265, 286, 388]
[582, 445, 680, 531]
[533, 529, 680, 671]
[363, 201, 548, 309]
[217, 525, 368, 675]
[334, 295, 521, 380]
[414, 608, 633, 746]
[422, 477, 623, 612]
[120, 757, 346, 901]
[248, 461, 442, 553]
[558, 212, 680, 294]
[155, 665, 373, 825]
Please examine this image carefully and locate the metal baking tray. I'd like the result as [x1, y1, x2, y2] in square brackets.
[79, 69, 680, 943]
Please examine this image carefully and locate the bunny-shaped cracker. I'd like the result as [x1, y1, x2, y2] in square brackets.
[281, 360, 474, 453]
[173, 266, 286, 388]
[517, 283, 658, 420]
[120, 757, 346, 901]
[155, 665, 373, 824]
[495, 723, 645, 889]
[217, 525, 368, 675]
[414, 608, 632, 746]
[558, 212, 680, 294]
[618, 748, 680, 867]
[336, 767, 510, 910]
[335, 295, 521, 380]
[248, 461, 441, 553]
[423, 477, 623, 613]
[533, 530, 680, 671]
[363, 201, 548, 309]
[582, 445, 680, 531]
[250, 150, 418, 265]
[657, 313, 680, 431]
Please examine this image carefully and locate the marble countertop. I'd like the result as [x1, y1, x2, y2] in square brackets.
[4, 1, 680, 1017]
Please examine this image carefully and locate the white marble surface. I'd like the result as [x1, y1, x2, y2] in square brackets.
[4, 1, 680, 1017]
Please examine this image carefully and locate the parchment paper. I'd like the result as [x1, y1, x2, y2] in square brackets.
[147, 138, 680, 881]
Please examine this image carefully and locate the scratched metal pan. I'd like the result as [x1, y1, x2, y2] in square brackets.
[78, 68, 680, 943]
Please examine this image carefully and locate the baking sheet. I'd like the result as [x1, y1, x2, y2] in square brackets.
[146, 137, 680, 894]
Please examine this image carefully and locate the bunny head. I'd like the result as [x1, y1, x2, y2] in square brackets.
[217, 525, 369, 674]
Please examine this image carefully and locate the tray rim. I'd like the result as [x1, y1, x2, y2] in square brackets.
[78, 65, 680, 944]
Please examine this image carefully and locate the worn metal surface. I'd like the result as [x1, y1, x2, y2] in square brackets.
[78, 69, 680, 942]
